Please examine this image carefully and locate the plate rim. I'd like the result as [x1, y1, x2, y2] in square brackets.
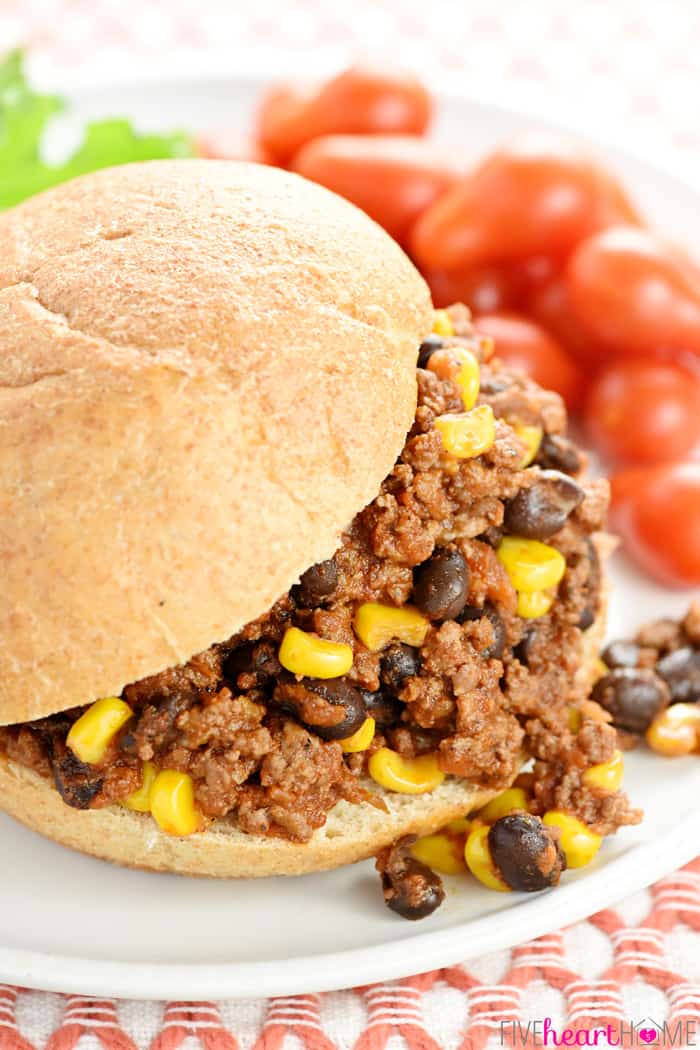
[3, 70, 699, 1000]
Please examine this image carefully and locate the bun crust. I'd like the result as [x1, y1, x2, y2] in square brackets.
[0, 606, 606, 878]
[0, 160, 432, 726]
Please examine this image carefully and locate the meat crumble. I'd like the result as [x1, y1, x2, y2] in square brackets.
[0, 304, 640, 844]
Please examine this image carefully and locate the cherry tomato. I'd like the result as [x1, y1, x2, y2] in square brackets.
[585, 360, 700, 465]
[474, 312, 586, 411]
[196, 131, 273, 164]
[410, 137, 640, 272]
[291, 135, 462, 245]
[610, 462, 700, 587]
[526, 274, 605, 366]
[566, 227, 700, 359]
[424, 257, 553, 312]
[256, 67, 432, 166]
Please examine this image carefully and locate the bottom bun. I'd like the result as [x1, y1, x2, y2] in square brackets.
[0, 760, 498, 877]
[0, 593, 608, 878]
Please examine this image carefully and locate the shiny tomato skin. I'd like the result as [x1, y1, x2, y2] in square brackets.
[291, 134, 462, 245]
[475, 312, 586, 411]
[256, 67, 432, 165]
[425, 257, 553, 312]
[526, 273, 606, 366]
[566, 227, 700, 358]
[610, 462, 700, 587]
[410, 137, 641, 271]
[585, 361, 700, 465]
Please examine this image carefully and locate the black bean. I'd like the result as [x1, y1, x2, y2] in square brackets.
[514, 623, 537, 666]
[37, 729, 105, 810]
[459, 603, 506, 660]
[478, 375, 510, 396]
[578, 607, 595, 631]
[361, 689, 403, 728]
[601, 640, 642, 670]
[413, 548, 469, 621]
[294, 558, 338, 608]
[535, 433, 583, 476]
[417, 333, 444, 368]
[488, 814, 566, 892]
[504, 470, 584, 540]
[377, 837, 445, 920]
[274, 676, 367, 740]
[223, 640, 280, 686]
[479, 525, 504, 549]
[591, 668, 670, 734]
[380, 643, 421, 694]
[656, 646, 700, 704]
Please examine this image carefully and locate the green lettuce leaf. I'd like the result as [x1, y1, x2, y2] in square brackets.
[0, 49, 194, 209]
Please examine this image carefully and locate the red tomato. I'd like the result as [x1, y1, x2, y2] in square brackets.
[585, 360, 700, 465]
[425, 257, 553, 312]
[566, 227, 700, 359]
[291, 135, 462, 245]
[526, 274, 605, 366]
[610, 462, 700, 587]
[196, 131, 273, 164]
[474, 312, 586, 411]
[410, 137, 640, 272]
[256, 67, 432, 166]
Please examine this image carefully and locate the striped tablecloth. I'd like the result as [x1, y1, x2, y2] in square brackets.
[1, 0, 700, 1042]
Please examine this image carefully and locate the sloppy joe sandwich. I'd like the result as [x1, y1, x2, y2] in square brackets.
[0, 160, 635, 878]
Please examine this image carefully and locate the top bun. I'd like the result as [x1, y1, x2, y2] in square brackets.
[0, 160, 432, 725]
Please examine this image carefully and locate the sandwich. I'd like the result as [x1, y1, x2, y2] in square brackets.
[0, 160, 623, 878]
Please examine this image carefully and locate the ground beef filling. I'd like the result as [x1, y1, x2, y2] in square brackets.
[0, 304, 638, 843]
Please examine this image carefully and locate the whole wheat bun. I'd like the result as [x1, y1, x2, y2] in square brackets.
[0, 159, 432, 727]
[0, 603, 606, 877]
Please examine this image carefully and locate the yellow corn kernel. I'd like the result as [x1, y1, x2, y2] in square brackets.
[517, 589, 553, 619]
[593, 658, 608, 682]
[646, 703, 700, 757]
[354, 602, 429, 652]
[568, 706, 583, 732]
[476, 787, 530, 825]
[411, 833, 467, 875]
[583, 749, 624, 792]
[497, 536, 566, 593]
[340, 716, 375, 753]
[445, 815, 471, 835]
[278, 626, 353, 679]
[123, 761, 158, 813]
[435, 405, 495, 459]
[427, 346, 480, 410]
[368, 748, 445, 794]
[543, 811, 601, 868]
[66, 697, 133, 765]
[464, 824, 510, 892]
[150, 770, 202, 836]
[513, 424, 543, 468]
[432, 309, 455, 337]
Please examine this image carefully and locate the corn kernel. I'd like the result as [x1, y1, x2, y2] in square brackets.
[354, 602, 429, 652]
[428, 346, 480, 410]
[646, 703, 700, 757]
[150, 770, 202, 836]
[476, 787, 530, 824]
[368, 748, 445, 794]
[593, 658, 608, 682]
[432, 309, 455, 337]
[411, 833, 467, 875]
[445, 815, 471, 835]
[513, 424, 543, 468]
[340, 716, 375, 753]
[66, 697, 133, 765]
[435, 405, 495, 459]
[497, 536, 566, 593]
[464, 824, 510, 892]
[123, 761, 158, 813]
[517, 589, 553, 618]
[543, 811, 601, 868]
[568, 706, 583, 732]
[583, 749, 624, 791]
[278, 626, 353, 679]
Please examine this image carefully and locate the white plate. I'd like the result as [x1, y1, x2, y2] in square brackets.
[2, 74, 699, 1001]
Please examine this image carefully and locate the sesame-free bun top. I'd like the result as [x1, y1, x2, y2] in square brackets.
[0, 159, 432, 726]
